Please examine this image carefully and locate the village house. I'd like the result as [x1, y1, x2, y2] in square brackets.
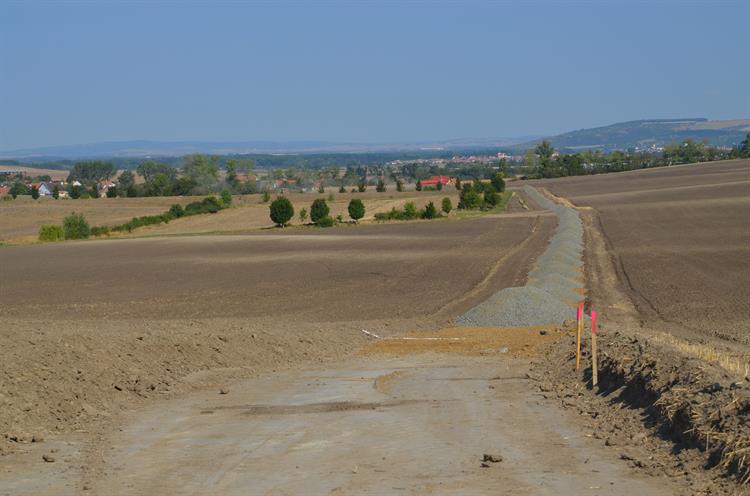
[420, 175, 453, 187]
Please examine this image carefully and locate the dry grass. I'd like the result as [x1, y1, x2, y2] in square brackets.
[0, 190, 460, 243]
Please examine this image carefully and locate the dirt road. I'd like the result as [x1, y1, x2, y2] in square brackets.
[2, 354, 679, 496]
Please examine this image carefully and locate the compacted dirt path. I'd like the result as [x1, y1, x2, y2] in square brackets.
[86, 354, 678, 495]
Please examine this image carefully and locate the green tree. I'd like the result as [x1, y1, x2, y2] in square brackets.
[262, 190, 271, 202]
[310, 198, 330, 224]
[376, 179, 386, 192]
[299, 207, 308, 224]
[137, 161, 176, 182]
[396, 180, 404, 192]
[441, 197, 452, 215]
[436, 181, 443, 191]
[225, 160, 239, 187]
[740, 132, 750, 158]
[67, 161, 116, 183]
[30, 185, 39, 200]
[182, 154, 219, 189]
[117, 170, 135, 195]
[269, 197, 294, 227]
[106, 186, 117, 198]
[483, 186, 500, 209]
[458, 188, 481, 210]
[221, 188, 232, 206]
[403, 201, 418, 219]
[90, 184, 99, 198]
[455, 177, 461, 190]
[10, 181, 28, 198]
[69, 185, 82, 199]
[421, 201, 438, 219]
[415, 179, 422, 191]
[63, 212, 90, 240]
[52, 185, 60, 199]
[348, 198, 365, 222]
[491, 173, 506, 192]
[339, 182, 346, 193]
[357, 179, 366, 192]
[318, 183, 325, 194]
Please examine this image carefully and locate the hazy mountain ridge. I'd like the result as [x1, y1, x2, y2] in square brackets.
[515, 118, 750, 152]
[1, 118, 747, 161]
[0, 137, 536, 161]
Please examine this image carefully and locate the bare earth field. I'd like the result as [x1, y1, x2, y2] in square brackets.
[538, 159, 750, 349]
[0, 166, 70, 181]
[0, 190, 460, 243]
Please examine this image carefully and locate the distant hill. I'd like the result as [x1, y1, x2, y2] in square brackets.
[0, 137, 535, 161]
[515, 118, 750, 152]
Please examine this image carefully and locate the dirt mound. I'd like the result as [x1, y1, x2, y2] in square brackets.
[532, 324, 750, 493]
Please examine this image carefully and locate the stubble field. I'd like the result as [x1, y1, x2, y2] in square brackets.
[0, 190, 461, 243]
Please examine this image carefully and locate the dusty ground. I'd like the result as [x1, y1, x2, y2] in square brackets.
[528, 162, 750, 492]
[538, 159, 750, 349]
[0, 190, 460, 243]
[0, 213, 554, 458]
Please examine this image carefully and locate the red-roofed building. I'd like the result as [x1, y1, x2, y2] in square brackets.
[420, 175, 452, 186]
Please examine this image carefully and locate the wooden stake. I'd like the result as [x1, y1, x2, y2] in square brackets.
[591, 310, 598, 387]
[575, 303, 583, 371]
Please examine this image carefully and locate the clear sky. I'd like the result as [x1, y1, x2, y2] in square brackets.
[1, 1, 749, 150]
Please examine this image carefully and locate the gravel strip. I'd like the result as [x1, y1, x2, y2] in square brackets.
[457, 186, 584, 327]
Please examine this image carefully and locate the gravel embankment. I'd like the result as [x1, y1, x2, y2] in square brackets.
[457, 186, 583, 327]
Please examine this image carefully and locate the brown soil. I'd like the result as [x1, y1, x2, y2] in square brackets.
[528, 162, 750, 493]
[362, 325, 564, 357]
[538, 159, 750, 349]
[0, 213, 554, 455]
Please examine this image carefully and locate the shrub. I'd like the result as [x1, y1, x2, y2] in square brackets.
[455, 177, 461, 190]
[106, 186, 117, 198]
[318, 184, 325, 194]
[437, 181, 443, 191]
[416, 180, 422, 191]
[483, 186, 500, 209]
[339, 183, 346, 193]
[221, 188, 232, 206]
[90, 225, 110, 237]
[422, 201, 438, 219]
[69, 185, 82, 199]
[299, 207, 308, 224]
[327, 193, 335, 202]
[52, 186, 60, 199]
[376, 179, 386, 192]
[348, 198, 365, 222]
[169, 203, 185, 218]
[262, 190, 271, 203]
[38, 224, 63, 242]
[403, 202, 418, 220]
[396, 180, 403, 192]
[310, 198, 330, 224]
[317, 215, 334, 227]
[458, 190, 482, 210]
[441, 197, 453, 215]
[31, 186, 39, 200]
[269, 196, 294, 226]
[491, 173, 506, 193]
[357, 180, 366, 192]
[63, 212, 90, 240]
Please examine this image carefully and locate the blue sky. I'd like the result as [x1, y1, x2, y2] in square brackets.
[1, 1, 749, 150]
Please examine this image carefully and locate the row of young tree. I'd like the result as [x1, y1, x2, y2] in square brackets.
[525, 133, 750, 179]
[268, 195, 460, 228]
